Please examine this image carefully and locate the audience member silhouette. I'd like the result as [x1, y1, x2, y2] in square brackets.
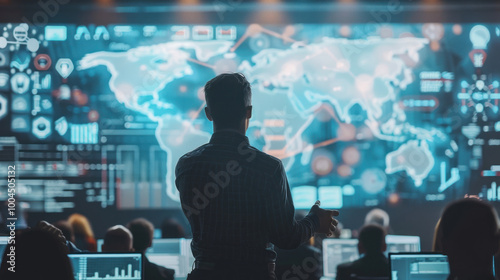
[101, 225, 134, 252]
[176, 73, 339, 280]
[68, 213, 97, 251]
[0, 229, 74, 280]
[127, 218, 175, 280]
[161, 218, 186, 238]
[336, 225, 390, 280]
[439, 199, 499, 280]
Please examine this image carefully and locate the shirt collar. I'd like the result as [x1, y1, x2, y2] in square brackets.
[209, 130, 249, 146]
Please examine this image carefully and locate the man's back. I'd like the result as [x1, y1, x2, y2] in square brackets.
[176, 130, 316, 264]
[175, 73, 338, 280]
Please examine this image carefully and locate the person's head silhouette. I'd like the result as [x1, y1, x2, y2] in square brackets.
[440, 199, 500, 279]
[357, 224, 387, 255]
[161, 218, 186, 238]
[204, 73, 252, 132]
[0, 229, 74, 280]
[127, 218, 154, 253]
[102, 225, 134, 252]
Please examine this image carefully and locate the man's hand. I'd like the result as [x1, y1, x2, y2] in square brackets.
[309, 200, 339, 237]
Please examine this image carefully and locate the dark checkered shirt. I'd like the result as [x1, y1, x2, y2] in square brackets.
[175, 130, 319, 265]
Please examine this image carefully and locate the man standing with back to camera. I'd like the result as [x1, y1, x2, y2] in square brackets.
[175, 73, 339, 280]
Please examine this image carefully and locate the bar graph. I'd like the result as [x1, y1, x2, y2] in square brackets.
[485, 182, 500, 202]
[69, 253, 142, 280]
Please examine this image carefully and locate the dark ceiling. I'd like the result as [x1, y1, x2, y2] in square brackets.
[0, 0, 499, 24]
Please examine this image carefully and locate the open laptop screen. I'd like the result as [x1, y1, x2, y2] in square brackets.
[68, 252, 143, 280]
[389, 253, 449, 280]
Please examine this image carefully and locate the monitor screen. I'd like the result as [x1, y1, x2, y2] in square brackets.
[323, 235, 421, 278]
[145, 238, 194, 278]
[0, 21, 499, 213]
[68, 252, 143, 280]
[323, 239, 358, 277]
[96, 238, 194, 277]
[386, 235, 421, 254]
[0, 236, 9, 256]
[389, 253, 449, 280]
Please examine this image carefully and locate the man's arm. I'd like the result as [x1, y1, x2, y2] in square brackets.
[266, 161, 320, 249]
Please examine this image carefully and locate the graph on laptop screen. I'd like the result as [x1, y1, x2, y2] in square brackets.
[96, 238, 193, 278]
[390, 253, 449, 280]
[323, 235, 421, 278]
[68, 253, 143, 280]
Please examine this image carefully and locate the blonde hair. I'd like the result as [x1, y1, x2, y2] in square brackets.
[68, 213, 95, 238]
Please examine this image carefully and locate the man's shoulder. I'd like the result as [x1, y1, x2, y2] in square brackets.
[250, 146, 282, 164]
[179, 144, 211, 161]
[241, 145, 285, 176]
[337, 260, 356, 271]
[337, 257, 367, 272]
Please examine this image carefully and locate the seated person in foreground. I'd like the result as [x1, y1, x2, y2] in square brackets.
[336, 225, 390, 280]
[439, 198, 499, 280]
[0, 228, 74, 280]
[101, 225, 134, 252]
[127, 218, 175, 280]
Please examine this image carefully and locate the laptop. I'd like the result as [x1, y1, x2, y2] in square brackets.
[389, 252, 449, 280]
[323, 235, 421, 278]
[68, 252, 143, 280]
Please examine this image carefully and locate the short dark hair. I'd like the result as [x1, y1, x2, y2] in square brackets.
[204, 73, 251, 128]
[103, 225, 133, 252]
[161, 218, 186, 239]
[127, 218, 154, 253]
[358, 224, 386, 253]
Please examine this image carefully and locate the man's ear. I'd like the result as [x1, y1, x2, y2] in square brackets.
[205, 107, 213, 121]
[246, 106, 252, 119]
[382, 240, 387, 253]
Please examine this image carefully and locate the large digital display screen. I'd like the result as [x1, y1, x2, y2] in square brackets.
[0, 22, 499, 213]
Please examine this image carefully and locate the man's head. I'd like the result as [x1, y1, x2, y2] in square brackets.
[127, 218, 154, 253]
[102, 225, 134, 252]
[161, 218, 186, 239]
[357, 224, 387, 255]
[364, 208, 390, 229]
[440, 199, 499, 263]
[204, 73, 252, 130]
